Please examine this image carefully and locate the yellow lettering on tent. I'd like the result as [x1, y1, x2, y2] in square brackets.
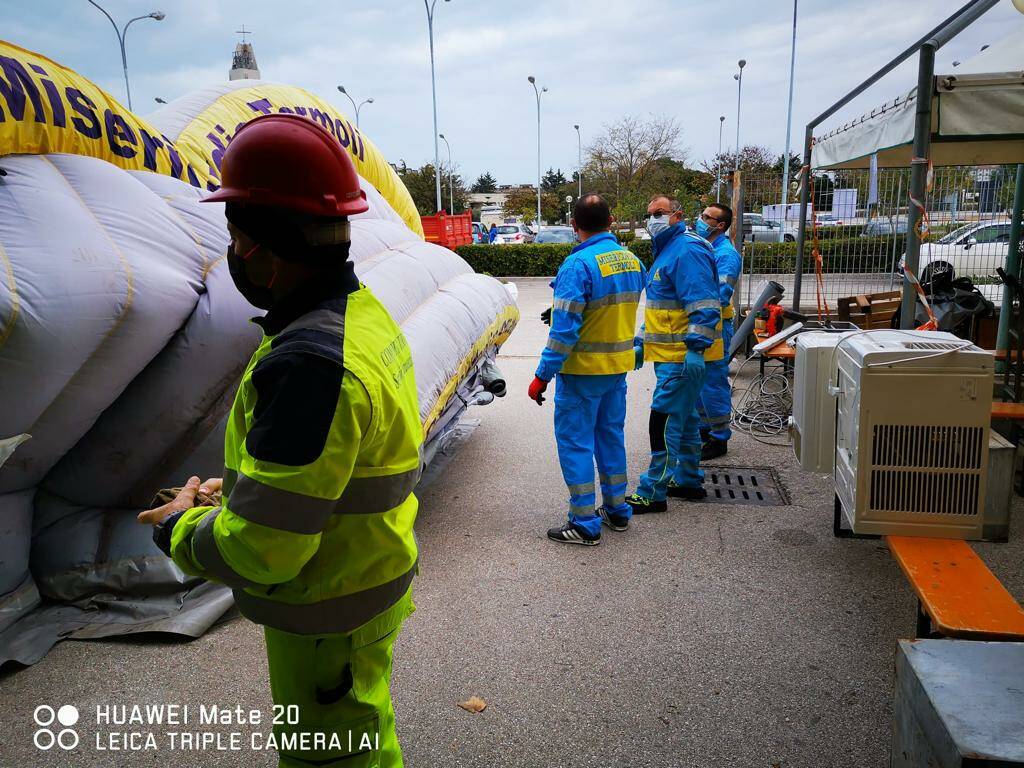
[0, 40, 423, 237]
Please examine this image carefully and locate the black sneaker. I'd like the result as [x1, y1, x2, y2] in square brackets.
[599, 507, 629, 532]
[625, 493, 667, 514]
[701, 438, 728, 461]
[667, 483, 708, 501]
[547, 521, 600, 546]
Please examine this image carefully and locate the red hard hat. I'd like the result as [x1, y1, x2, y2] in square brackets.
[202, 113, 369, 217]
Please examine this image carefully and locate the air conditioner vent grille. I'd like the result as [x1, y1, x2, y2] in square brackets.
[871, 424, 985, 469]
[903, 341, 966, 350]
[868, 424, 984, 516]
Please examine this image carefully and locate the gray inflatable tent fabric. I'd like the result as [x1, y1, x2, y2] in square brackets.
[0, 143, 516, 667]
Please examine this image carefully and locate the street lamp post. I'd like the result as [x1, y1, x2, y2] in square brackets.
[733, 59, 746, 174]
[439, 133, 454, 213]
[424, 0, 450, 214]
[528, 76, 547, 229]
[336, 86, 374, 129]
[716, 115, 725, 202]
[778, 0, 798, 241]
[86, 1, 165, 111]
[573, 124, 582, 198]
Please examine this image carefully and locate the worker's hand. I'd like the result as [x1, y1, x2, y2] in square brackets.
[138, 476, 200, 526]
[683, 349, 705, 377]
[528, 376, 548, 405]
[198, 477, 222, 496]
[633, 344, 644, 371]
[540, 307, 552, 326]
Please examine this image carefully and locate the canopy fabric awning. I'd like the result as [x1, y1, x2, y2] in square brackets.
[811, 26, 1024, 169]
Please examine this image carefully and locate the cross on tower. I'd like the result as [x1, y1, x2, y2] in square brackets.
[236, 25, 252, 43]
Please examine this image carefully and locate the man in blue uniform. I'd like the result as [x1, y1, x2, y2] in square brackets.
[528, 194, 645, 544]
[627, 195, 721, 514]
[696, 203, 742, 460]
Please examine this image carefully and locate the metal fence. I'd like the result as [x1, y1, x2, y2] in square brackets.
[734, 165, 1018, 313]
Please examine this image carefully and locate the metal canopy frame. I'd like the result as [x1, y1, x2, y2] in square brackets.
[792, 0, 1003, 324]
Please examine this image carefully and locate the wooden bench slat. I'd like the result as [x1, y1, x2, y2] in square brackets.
[991, 401, 1024, 420]
[886, 536, 1024, 641]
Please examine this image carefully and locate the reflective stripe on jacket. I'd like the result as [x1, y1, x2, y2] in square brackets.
[536, 232, 645, 379]
[171, 281, 421, 637]
[643, 225, 722, 363]
[710, 232, 742, 322]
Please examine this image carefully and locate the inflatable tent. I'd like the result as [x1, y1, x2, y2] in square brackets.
[0, 41, 518, 666]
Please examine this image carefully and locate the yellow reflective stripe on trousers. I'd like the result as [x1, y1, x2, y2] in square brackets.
[193, 509, 260, 590]
[229, 467, 422, 535]
[233, 563, 417, 635]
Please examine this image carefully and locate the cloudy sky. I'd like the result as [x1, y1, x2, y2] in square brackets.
[5, 0, 1021, 186]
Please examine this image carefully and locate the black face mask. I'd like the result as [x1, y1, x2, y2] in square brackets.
[226, 245, 276, 310]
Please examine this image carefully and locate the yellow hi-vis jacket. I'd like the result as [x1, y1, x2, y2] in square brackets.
[170, 268, 421, 636]
[535, 232, 645, 380]
[643, 225, 723, 363]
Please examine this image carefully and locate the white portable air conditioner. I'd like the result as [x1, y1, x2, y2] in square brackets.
[833, 330, 994, 539]
[791, 332, 857, 473]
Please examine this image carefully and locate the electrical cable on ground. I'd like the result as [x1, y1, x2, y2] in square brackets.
[730, 354, 793, 447]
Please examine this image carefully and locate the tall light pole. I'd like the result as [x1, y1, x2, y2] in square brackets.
[439, 133, 454, 213]
[716, 115, 725, 202]
[86, 1, 165, 111]
[424, 0, 450, 214]
[573, 124, 582, 198]
[733, 59, 746, 174]
[336, 86, 374, 129]
[778, 1, 798, 241]
[528, 76, 547, 229]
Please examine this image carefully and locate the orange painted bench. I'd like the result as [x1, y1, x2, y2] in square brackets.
[991, 401, 1024, 421]
[886, 535, 1024, 641]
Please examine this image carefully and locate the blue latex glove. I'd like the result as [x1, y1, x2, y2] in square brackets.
[633, 335, 644, 370]
[683, 348, 705, 377]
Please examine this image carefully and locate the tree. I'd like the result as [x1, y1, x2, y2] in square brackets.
[396, 160, 469, 215]
[583, 114, 688, 228]
[542, 167, 568, 192]
[701, 145, 776, 177]
[471, 172, 497, 193]
[502, 186, 539, 224]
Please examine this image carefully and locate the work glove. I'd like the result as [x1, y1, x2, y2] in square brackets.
[540, 307, 552, 326]
[633, 336, 644, 371]
[683, 349, 705, 378]
[528, 375, 549, 405]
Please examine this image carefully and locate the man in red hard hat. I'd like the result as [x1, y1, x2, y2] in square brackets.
[139, 113, 422, 768]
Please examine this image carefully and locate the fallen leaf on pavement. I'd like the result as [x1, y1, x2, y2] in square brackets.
[457, 696, 487, 713]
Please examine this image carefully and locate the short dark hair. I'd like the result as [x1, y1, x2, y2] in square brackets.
[708, 202, 733, 230]
[573, 193, 611, 233]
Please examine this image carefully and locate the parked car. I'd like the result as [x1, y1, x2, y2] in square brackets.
[898, 218, 1017, 283]
[743, 212, 798, 242]
[495, 223, 535, 244]
[861, 217, 909, 237]
[534, 226, 577, 244]
[471, 221, 487, 244]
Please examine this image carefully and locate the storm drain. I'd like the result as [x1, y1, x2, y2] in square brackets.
[702, 466, 789, 506]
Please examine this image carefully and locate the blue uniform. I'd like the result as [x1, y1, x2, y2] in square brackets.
[634, 224, 720, 501]
[537, 232, 645, 536]
[697, 232, 742, 443]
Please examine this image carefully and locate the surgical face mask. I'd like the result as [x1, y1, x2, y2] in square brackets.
[227, 243, 276, 310]
[646, 214, 670, 238]
[695, 218, 715, 239]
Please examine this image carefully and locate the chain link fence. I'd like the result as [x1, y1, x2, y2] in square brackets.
[734, 165, 1018, 314]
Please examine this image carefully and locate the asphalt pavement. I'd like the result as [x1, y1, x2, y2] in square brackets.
[1, 277, 1022, 768]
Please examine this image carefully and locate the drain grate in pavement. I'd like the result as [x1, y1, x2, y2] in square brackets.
[702, 466, 789, 506]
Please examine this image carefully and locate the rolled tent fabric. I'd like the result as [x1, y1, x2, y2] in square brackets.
[0, 40, 518, 666]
